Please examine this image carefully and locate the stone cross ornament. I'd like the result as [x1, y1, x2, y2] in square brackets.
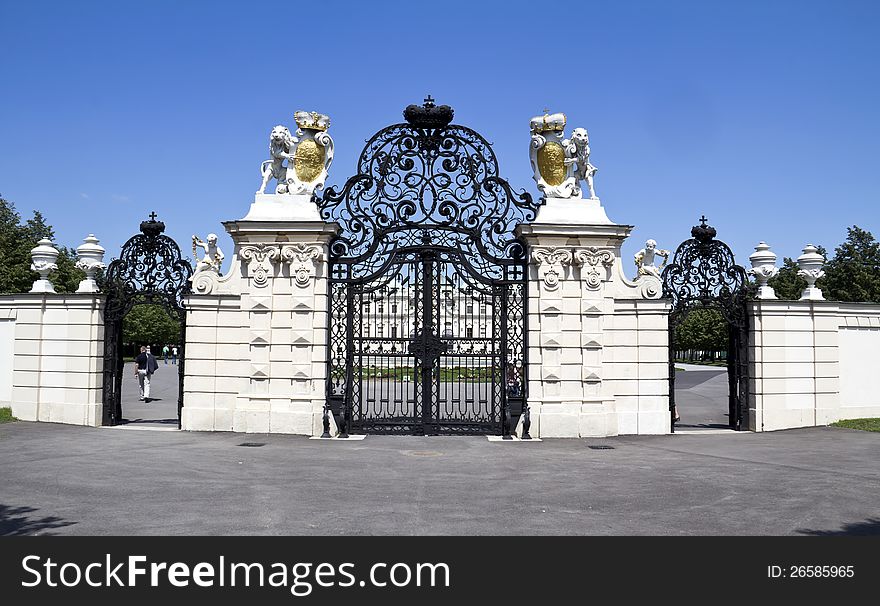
[257, 111, 334, 196]
[529, 111, 598, 199]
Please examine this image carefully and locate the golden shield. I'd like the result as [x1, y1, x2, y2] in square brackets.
[536, 141, 566, 186]
[294, 139, 325, 184]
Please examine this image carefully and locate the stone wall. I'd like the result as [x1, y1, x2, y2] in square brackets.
[517, 214, 671, 438]
[0, 294, 104, 426]
[181, 211, 337, 436]
[748, 300, 880, 431]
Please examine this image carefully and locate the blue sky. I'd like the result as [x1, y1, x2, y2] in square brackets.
[1, 0, 878, 271]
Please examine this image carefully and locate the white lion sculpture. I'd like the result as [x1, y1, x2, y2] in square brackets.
[567, 127, 598, 199]
[257, 125, 297, 194]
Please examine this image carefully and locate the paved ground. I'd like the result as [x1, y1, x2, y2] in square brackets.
[2, 362, 877, 536]
[119, 361, 180, 428]
[1, 420, 878, 536]
[673, 365, 732, 430]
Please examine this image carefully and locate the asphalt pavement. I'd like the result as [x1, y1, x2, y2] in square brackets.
[119, 360, 180, 428]
[1, 420, 877, 536]
[2, 361, 876, 536]
[673, 365, 732, 430]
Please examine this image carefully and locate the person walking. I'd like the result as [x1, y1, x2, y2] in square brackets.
[134, 345, 159, 402]
[171, 345, 178, 365]
[162, 344, 170, 364]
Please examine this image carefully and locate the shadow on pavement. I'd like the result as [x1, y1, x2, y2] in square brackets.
[119, 418, 179, 425]
[797, 518, 880, 536]
[0, 504, 76, 536]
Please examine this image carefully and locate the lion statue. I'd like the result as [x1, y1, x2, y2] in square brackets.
[568, 127, 598, 199]
[257, 125, 297, 194]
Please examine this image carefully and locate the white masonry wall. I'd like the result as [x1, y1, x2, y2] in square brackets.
[181, 294, 248, 431]
[0, 294, 104, 426]
[518, 218, 672, 438]
[749, 300, 880, 431]
[604, 299, 671, 435]
[182, 215, 337, 436]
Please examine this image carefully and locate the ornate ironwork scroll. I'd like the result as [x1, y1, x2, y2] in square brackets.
[317, 98, 540, 436]
[101, 214, 192, 427]
[662, 217, 750, 432]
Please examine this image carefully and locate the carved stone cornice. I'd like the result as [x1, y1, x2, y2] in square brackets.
[531, 246, 573, 291]
[574, 247, 614, 290]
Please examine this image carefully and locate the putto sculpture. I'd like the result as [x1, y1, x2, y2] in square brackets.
[634, 239, 669, 279]
[257, 111, 334, 196]
[192, 233, 225, 273]
[529, 111, 597, 199]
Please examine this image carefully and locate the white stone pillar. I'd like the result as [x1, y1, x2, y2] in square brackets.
[183, 192, 340, 436]
[518, 212, 670, 437]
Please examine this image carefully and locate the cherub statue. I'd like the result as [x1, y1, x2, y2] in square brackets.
[634, 239, 669, 279]
[257, 125, 297, 194]
[566, 127, 598, 199]
[192, 233, 225, 273]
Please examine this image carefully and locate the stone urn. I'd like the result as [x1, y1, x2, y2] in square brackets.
[30, 238, 59, 293]
[75, 234, 106, 293]
[796, 244, 825, 301]
[748, 242, 779, 300]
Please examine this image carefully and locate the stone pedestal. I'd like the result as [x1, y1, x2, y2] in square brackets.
[516, 199, 671, 437]
[535, 196, 612, 225]
[181, 194, 338, 436]
[240, 193, 322, 222]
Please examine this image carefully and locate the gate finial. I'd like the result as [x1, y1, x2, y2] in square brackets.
[691, 215, 716, 242]
[140, 212, 166, 236]
[404, 98, 453, 128]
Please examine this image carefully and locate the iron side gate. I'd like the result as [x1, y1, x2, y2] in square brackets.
[318, 99, 539, 436]
[661, 217, 750, 432]
[101, 214, 192, 427]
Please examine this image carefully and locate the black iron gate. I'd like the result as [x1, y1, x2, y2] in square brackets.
[101, 214, 192, 427]
[317, 98, 540, 436]
[661, 217, 750, 432]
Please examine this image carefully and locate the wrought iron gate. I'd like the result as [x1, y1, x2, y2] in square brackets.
[317, 98, 540, 436]
[661, 217, 750, 432]
[101, 214, 192, 427]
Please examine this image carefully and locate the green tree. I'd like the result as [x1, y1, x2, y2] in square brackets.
[122, 304, 181, 353]
[822, 226, 880, 303]
[0, 195, 84, 294]
[767, 257, 805, 300]
[675, 308, 727, 360]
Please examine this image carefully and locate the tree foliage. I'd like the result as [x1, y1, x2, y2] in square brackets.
[821, 226, 880, 303]
[766, 227, 880, 303]
[767, 256, 807, 301]
[674, 307, 727, 353]
[122, 304, 181, 350]
[0, 195, 84, 294]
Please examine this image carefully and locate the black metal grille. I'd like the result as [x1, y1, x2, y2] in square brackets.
[100, 214, 192, 427]
[317, 99, 540, 437]
[662, 217, 750, 432]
